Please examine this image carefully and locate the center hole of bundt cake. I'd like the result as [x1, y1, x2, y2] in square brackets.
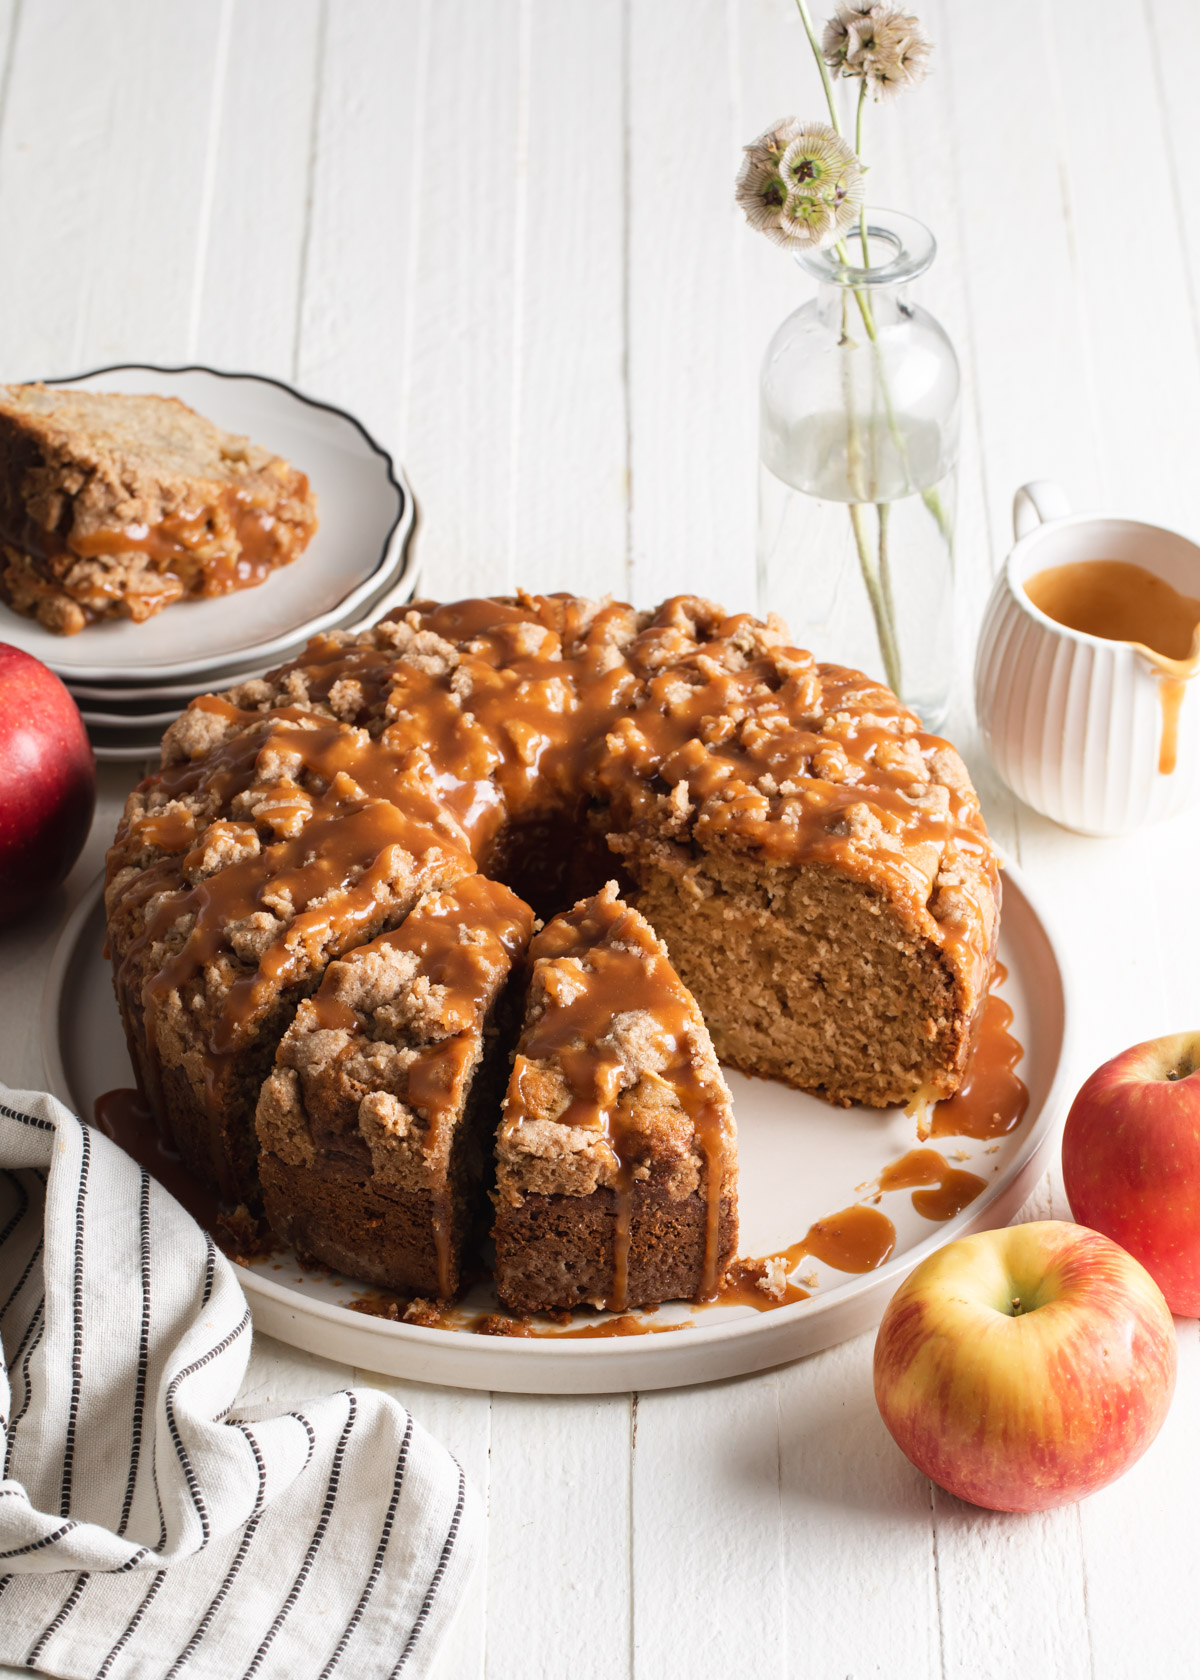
[483, 813, 635, 923]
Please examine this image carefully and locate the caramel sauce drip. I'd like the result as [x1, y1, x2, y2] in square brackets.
[928, 974, 1028, 1141]
[541, 1314, 689, 1339]
[877, 1147, 986, 1221]
[789, 1204, 897, 1272]
[1025, 560, 1200, 778]
[1159, 677, 1186, 775]
[715, 1264, 811, 1312]
[16, 479, 310, 597]
[505, 890, 734, 1313]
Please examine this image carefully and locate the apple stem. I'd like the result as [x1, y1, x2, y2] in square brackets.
[1010, 1296, 1023, 1316]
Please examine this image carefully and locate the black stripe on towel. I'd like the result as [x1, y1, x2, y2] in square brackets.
[200, 1235, 216, 1309]
[0, 1102, 53, 1133]
[317, 1413, 414, 1679]
[59, 1125, 91, 1516]
[163, 1309, 251, 1548]
[117, 1169, 153, 1538]
[232, 1421, 269, 1514]
[4, 1302, 46, 1478]
[391, 1463, 467, 1675]
[242, 1393, 359, 1678]
[0, 1519, 79, 1560]
[24, 1570, 89, 1667]
[161, 1511, 263, 1680]
[94, 1571, 166, 1680]
[0, 1238, 43, 1325]
[0, 1170, 29, 1251]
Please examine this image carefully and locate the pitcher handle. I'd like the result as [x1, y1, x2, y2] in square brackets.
[1013, 480, 1071, 540]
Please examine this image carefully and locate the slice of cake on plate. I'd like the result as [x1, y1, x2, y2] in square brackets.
[0, 383, 317, 634]
[256, 874, 534, 1301]
[493, 882, 738, 1315]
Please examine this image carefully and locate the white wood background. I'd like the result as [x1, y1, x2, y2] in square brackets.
[1, 1, 1198, 1675]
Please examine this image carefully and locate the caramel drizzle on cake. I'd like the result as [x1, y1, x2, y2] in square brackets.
[106, 592, 999, 1226]
[503, 888, 735, 1311]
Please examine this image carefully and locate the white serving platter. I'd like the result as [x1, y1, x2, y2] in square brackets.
[2, 364, 414, 681]
[42, 863, 1070, 1395]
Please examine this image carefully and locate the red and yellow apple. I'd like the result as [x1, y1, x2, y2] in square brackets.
[1063, 1034, 1200, 1316]
[0, 643, 96, 927]
[873, 1221, 1175, 1512]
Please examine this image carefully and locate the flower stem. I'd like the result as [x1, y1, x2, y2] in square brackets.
[878, 500, 899, 652]
[793, 0, 842, 133]
[849, 501, 902, 694]
[856, 82, 870, 267]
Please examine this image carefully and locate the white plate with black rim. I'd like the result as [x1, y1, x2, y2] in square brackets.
[2, 364, 414, 682]
[41, 862, 1073, 1394]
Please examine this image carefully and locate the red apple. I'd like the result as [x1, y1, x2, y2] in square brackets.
[1062, 1035, 1200, 1316]
[873, 1220, 1176, 1512]
[0, 643, 96, 927]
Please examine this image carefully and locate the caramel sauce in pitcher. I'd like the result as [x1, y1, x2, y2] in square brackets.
[1025, 559, 1200, 774]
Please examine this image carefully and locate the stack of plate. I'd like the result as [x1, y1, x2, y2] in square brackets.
[0, 365, 419, 763]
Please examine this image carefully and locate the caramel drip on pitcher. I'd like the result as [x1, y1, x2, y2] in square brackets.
[505, 891, 734, 1313]
[1159, 677, 1187, 775]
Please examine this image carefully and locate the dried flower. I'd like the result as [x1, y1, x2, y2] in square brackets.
[779, 190, 838, 247]
[823, 2, 932, 98]
[736, 118, 863, 249]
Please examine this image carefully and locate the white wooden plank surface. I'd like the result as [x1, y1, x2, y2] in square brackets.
[3, 1, 1200, 1677]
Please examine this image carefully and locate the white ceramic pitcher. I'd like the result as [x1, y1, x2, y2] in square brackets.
[974, 481, 1200, 836]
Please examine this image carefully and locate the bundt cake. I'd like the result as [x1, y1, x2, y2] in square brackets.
[494, 884, 737, 1314]
[105, 591, 999, 1308]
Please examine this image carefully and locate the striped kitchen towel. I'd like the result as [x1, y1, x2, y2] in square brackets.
[0, 1082, 480, 1679]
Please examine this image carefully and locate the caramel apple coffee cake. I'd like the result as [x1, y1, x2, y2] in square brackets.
[0, 383, 317, 634]
[105, 592, 999, 1311]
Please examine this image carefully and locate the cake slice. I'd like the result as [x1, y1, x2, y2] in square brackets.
[0, 383, 317, 634]
[255, 874, 534, 1300]
[493, 882, 738, 1315]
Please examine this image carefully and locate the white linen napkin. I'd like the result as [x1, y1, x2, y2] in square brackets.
[0, 1082, 480, 1680]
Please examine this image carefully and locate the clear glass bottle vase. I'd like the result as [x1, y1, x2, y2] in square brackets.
[757, 209, 960, 731]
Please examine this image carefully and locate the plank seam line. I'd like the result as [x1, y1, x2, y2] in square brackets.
[292, 0, 330, 383]
[619, 0, 633, 601]
[1139, 0, 1200, 376]
[187, 0, 234, 358]
[929, 1479, 947, 1680]
[505, 0, 532, 597]
[0, 0, 26, 204]
[398, 0, 433, 458]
